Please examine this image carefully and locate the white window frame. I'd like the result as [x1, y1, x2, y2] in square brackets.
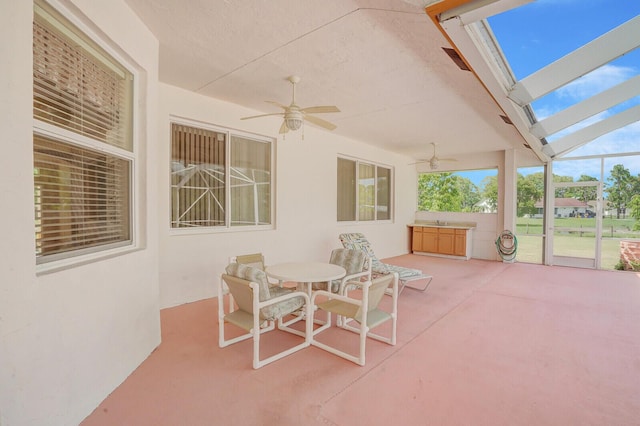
[337, 155, 394, 223]
[33, 0, 139, 273]
[169, 118, 276, 234]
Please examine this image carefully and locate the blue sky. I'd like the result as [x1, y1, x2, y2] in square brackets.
[486, 1, 640, 181]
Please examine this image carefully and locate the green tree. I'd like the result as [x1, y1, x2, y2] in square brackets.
[517, 173, 542, 216]
[457, 177, 481, 212]
[417, 172, 462, 211]
[571, 175, 598, 203]
[552, 174, 574, 198]
[527, 172, 545, 195]
[606, 164, 634, 219]
[480, 175, 498, 212]
[629, 194, 640, 231]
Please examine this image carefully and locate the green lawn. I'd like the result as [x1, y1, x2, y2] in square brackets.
[515, 235, 623, 270]
[515, 217, 640, 270]
[517, 217, 638, 238]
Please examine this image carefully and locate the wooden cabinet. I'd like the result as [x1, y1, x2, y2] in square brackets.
[421, 227, 438, 253]
[411, 226, 423, 252]
[454, 229, 467, 256]
[411, 226, 471, 259]
[437, 228, 455, 255]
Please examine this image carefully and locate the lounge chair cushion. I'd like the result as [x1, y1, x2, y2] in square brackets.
[382, 263, 423, 279]
[339, 233, 389, 274]
[339, 233, 429, 289]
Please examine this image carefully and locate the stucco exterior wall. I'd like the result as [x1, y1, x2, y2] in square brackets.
[0, 1, 161, 425]
[157, 84, 419, 308]
[0, 1, 527, 424]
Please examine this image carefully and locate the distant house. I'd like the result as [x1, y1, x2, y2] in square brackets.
[534, 198, 591, 218]
[589, 200, 616, 217]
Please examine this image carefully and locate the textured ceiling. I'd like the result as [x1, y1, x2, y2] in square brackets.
[124, 0, 528, 161]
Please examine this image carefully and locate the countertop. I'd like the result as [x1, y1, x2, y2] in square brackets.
[408, 221, 476, 230]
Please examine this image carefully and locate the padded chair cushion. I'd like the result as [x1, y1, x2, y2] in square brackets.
[330, 248, 366, 274]
[261, 286, 305, 320]
[313, 248, 367, 292]
[225, 263, 271, 300]
[224, 263, 305, 320]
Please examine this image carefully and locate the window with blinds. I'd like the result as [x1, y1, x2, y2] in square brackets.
[33, 3, 132, 151]
[33, 1, 134, 264]
[171, 123, 273, 229]
[337, 157, 393, 222]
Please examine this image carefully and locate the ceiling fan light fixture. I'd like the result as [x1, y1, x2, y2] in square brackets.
[430, 157, 440, 170]
[285, 117, 303, 131]
[240, 75, 339, 134]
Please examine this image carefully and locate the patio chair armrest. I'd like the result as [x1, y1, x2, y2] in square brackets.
[337, 280, 359, 295]
[252, 283, 310, 310]
[337, 270, 371, 293]
[311, 288, 365, 307]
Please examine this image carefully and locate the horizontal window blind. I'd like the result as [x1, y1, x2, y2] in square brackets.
[337, 158, 356, 221]
[33, 1, 134, 264]
[33, 11, 133, 151]
[34, 136, 131, 262]
[337, 157, 393, 222]
[171, 124, 226, 228]
[230, 136, 271, 226]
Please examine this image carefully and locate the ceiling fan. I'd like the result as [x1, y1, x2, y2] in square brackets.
[412, 142, 458, 170]
[241, 75, 340, 135]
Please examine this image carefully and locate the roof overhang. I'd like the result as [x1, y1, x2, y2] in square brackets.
[428, 0, 640, 162]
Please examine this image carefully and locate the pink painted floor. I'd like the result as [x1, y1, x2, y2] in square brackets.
[82, 256, 640, 425]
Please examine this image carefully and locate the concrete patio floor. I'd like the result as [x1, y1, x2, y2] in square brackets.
[82, 256, 640, 425]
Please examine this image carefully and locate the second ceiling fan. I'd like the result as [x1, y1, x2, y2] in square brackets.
[241, 75, 340, 135]
[414, 142, 458, 170]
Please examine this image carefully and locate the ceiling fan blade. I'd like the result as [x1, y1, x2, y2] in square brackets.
[265, 100, 288, 110]
[241, 112, 283, 120]
[278, 120, 290, 134]
[301, 105, 340, 114]
[304, 114, 337, 131]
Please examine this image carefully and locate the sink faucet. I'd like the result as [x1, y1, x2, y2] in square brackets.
[436, 220, 441, 225]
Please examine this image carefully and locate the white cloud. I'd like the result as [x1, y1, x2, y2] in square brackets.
[568, 121, 640, 156]
[556, 64, 635, 101]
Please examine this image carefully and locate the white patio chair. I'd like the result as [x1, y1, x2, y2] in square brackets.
[218, 263, 312, 369]
[310, 272, 398, 366]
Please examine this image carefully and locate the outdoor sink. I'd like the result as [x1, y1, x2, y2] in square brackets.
[414, 220, 450, 227]
[412, 220, 477, 230]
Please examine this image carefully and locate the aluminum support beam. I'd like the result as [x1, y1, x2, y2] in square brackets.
[530, 74, 640, 138]
[542, 103, 640, 158]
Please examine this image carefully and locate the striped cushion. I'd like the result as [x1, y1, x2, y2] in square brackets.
[225, 263, 271, 300]
[225, 263, 304, 320]
[339, 233, 390, 274]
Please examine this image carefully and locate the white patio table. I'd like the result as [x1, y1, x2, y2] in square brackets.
[265, 262, 346, 296]
[265, 262, 346, 334]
